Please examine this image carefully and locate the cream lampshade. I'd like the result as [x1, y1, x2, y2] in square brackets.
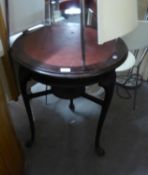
[97, 0, 138, 44]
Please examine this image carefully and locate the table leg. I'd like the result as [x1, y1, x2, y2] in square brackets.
[69, 98, 75, 111]
[95, 71, 116, 156]
[18, 66, 35, 147]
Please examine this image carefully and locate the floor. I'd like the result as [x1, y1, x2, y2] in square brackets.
[8, 82, 148, 175]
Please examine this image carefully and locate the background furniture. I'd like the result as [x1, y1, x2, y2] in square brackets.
[0, 6, 18, 100]
[116, 52, 136, 107]
[117, 14, 148, 109]
[0, 38, 24, 175]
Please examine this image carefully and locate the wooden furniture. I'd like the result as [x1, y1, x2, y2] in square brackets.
[11, 22, 127, 156]
[0, 6, 19, 100]
[0, 81, 24, 175]
[0, 39, 24, 175]
[0, 40, 4, 57]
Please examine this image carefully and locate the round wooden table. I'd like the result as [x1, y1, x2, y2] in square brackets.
[11, 22, 127, 156]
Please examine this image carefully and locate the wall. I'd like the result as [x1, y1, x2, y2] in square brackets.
[138, 0, 148, 80]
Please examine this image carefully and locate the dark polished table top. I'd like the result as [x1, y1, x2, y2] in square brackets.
[11, 22, 127, 79]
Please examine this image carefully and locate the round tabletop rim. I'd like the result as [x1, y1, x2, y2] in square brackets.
[11, 23, 128, 79]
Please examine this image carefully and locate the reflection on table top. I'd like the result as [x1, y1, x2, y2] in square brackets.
[11, 22, 127, 78]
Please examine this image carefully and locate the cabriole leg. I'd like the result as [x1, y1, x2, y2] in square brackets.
[95, 71, 116, 156]
[19, 66, 35, 147]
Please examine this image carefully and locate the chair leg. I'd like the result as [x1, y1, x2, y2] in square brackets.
[133, 66, 140, 110]
[45, 85, 48, 105]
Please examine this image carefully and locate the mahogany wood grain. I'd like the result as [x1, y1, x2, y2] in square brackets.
[11, 22, 127, 78]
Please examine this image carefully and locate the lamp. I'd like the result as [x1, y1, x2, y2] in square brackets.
[97, 0, 138, 44]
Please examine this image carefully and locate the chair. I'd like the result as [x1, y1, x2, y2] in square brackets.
[116, 49, 148, 110]
[115, 51, 136, 106]
[115, 8, 148, 110]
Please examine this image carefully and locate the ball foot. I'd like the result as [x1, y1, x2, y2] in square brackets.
[25, 139, 34, 147]
[96, 146, 105, 157]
